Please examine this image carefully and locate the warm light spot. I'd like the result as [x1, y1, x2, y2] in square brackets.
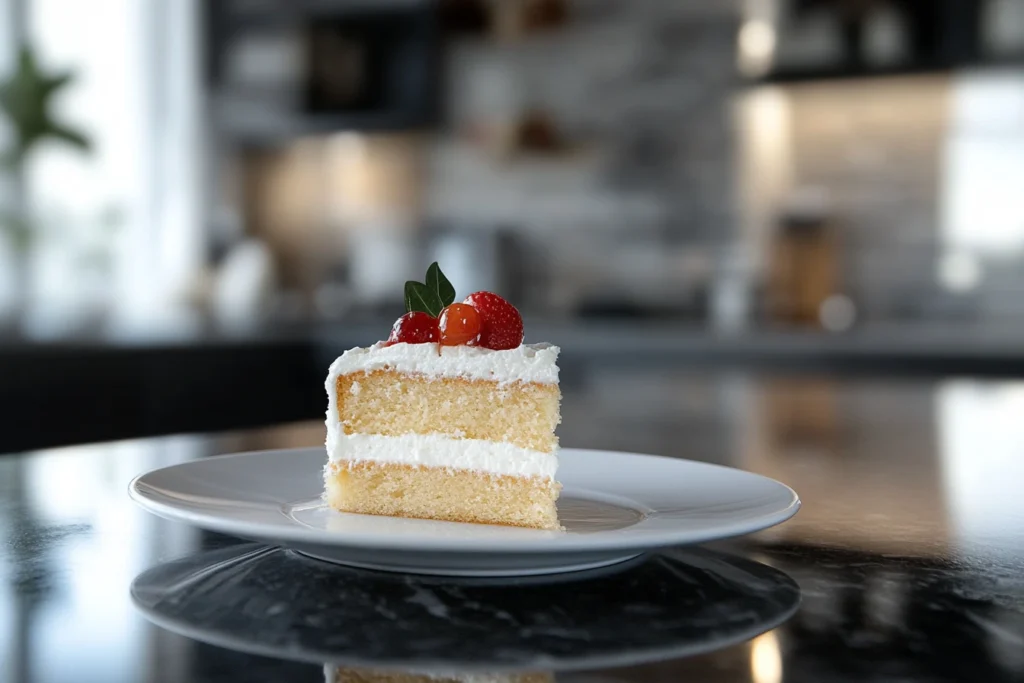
[738, 20, 777, 76]
[751, 631, 783, 683]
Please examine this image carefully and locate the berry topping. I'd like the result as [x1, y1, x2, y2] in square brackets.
[392, 263, 526, 349]
[438, 303, 482, 346]
[462, 291, 524, 350]
[385, 311, 439, 345]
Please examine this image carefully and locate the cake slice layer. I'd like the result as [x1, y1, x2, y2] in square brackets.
[325, 460, 561, 530]
[336, 370, 560, 452]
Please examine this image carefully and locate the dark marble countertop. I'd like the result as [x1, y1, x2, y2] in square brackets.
[3, 370, 1024, 682]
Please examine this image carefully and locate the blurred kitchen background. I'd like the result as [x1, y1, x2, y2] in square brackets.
[6, 6, 1024, 681]
[1, 0, 1024, 451]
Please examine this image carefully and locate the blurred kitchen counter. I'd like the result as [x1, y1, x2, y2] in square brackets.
[4, 317, 1024, 454]
[0, 326, 324, 455]
[314, 317, 1024, 378]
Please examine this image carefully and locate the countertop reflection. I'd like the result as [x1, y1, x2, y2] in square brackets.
[3, 371, 1024, 682]
[130, 543, 799, 670]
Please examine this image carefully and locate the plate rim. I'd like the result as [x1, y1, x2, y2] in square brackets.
[128, 446, 800, 554]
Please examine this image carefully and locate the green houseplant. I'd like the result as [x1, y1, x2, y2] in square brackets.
[0, 44, 91, 322]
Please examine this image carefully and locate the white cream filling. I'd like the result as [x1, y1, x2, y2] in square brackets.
[326, 431, 558, 479]
[326, 342, 559, 386]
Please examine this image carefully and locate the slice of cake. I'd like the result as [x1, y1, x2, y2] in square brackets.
[326, 665, 554, 683]
[323, 263, 562, 530]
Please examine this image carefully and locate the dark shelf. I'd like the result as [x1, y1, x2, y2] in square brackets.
[751, 54, 1024, 85]
[5, 318, 1024, 454]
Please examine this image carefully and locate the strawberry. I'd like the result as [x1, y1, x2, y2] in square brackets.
[385, 311, 439, 345]
[462, 291, 524, 350]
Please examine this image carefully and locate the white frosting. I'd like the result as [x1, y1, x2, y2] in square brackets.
[326, 342, 559, 385]
[327, 432, 558, 479]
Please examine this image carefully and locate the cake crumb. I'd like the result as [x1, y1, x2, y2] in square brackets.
[350, 381, 361, 396]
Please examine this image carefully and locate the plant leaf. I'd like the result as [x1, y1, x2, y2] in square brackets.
[48, 124, 91, 152]
[425, 261, 456, 308]
[404, 281, 420, 313]
[405, 281, 442, 317]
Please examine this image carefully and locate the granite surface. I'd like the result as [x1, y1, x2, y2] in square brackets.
[3, 371, 1024, 682]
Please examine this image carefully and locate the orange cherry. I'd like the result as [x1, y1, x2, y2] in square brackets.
[438, 303, 482, 346]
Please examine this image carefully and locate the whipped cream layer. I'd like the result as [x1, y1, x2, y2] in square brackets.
[327, 432, 558, 479]
[327, 342, 559, 386]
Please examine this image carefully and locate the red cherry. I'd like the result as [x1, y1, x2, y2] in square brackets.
[385, 311, 439, 345]
[438, 303, 482, 346]
[462, 291, 524, 350]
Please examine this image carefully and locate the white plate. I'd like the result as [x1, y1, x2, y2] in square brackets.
[129, 447, 799, 576]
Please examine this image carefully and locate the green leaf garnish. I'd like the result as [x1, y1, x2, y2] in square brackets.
[405, 281, 443, 317]
[404, 262, 456, 317]
[425, 261, 456, 308]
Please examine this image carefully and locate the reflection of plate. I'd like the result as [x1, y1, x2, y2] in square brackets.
[325, 664, 554, 683]
[130, 543, 801, 672]
[128, 447, 800, 576]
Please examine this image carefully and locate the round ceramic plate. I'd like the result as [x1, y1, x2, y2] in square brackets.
[128, 447, 799, 576]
